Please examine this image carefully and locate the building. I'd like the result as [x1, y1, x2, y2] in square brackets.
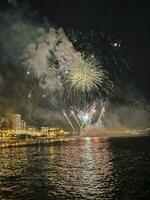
[41, 127, 49, 133]
[11, 114, 21, 130]
[6, 113, 21, 130]
[0, 117, 7, 129]
[27, 126, 36, 131]
[21, 120, 26, 130]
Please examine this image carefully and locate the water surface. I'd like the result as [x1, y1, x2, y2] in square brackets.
[0, 137, 150, 200]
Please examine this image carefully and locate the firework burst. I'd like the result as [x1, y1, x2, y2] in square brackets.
[64, 57, 113, 105]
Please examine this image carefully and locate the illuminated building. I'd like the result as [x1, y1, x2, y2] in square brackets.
[41, 127, 49, 133]
[27, 126, 36, 131]
[0, 117, 6, 129]
[11, 114, 21, 130]
[6, 113, 21, 130]
[21, 120, 26, 130]
[48, 128, 66, 137]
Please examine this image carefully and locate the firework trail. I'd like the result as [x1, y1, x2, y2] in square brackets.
[28, 90, 32, 98]
[71, 110, 81, 129]
[90, 102, 96, 116]
[97, 107, 106, 124]
[63, 111, 75, 132]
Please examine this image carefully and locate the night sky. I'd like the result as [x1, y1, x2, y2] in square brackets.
[1, 0, 149, 89]
[19, 0, 150, 90]
[0, 0, 149, 127]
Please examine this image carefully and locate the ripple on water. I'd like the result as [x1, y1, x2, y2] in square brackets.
[0, 137, 150, 200]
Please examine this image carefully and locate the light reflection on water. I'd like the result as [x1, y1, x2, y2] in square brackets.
[0, 137, 150, 200]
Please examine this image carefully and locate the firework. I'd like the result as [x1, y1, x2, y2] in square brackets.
[97, 106, 106, 124]
[64, 57, 112, 104]
[77, 108, 93, 127]
[78, 111, 92, 132]
[63, 111, 75, 132]
[28, 90, 32, 98]
[26, 70, 30, 75]
[71, 110, 81, 129]
[66, 57, 104, 92]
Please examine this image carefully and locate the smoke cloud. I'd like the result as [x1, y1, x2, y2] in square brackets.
[0, 2, 85, 126]
[0, 1, 149, 129]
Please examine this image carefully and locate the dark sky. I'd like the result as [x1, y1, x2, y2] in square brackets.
[21, 0, 150, 90]
[0, 0, 149, 125]
[1, 0, 150, 89]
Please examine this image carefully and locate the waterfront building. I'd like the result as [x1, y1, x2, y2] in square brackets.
[41, 127, 49, 133]
[0, 117, 7, 129]
[6, 113, 21, 130]
[21, 120, 26, 130]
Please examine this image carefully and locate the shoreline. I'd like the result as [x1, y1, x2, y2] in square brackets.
[0, 136, 74, 149]
[0, 132, 150, 149]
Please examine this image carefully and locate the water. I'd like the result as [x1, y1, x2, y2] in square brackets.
[0, 137, 150, 200]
